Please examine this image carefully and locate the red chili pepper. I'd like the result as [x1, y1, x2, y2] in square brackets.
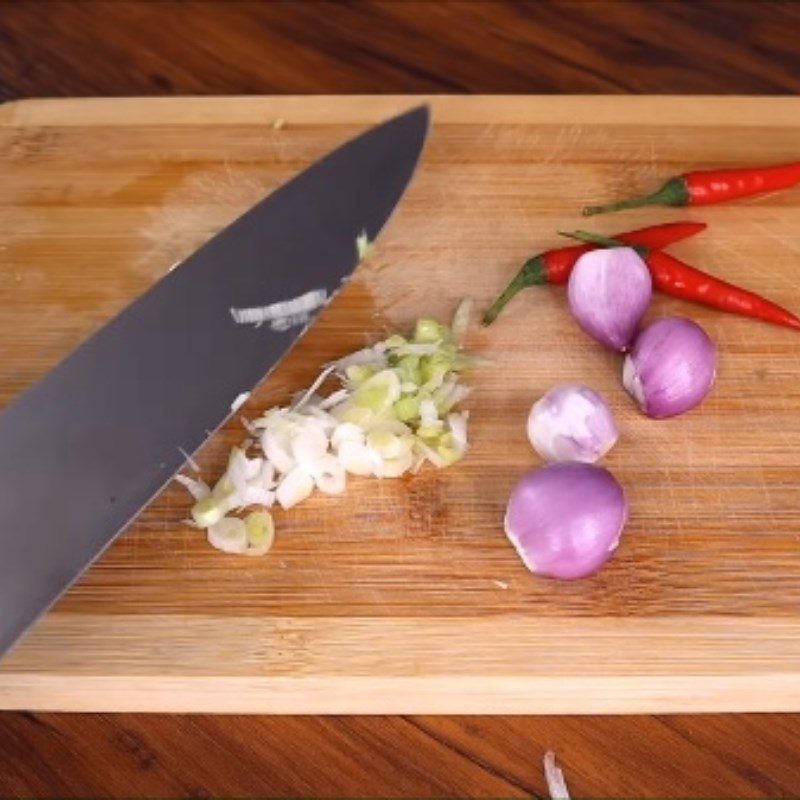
[568, 231, 800, 331]
[648, 250, 800, 330]
[482, 221, 706, 325]
[583, 161, 800, 216]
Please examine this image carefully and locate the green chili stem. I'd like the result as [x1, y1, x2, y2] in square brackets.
[558, 230, 649, 258]
[482, 256, 547, 326]
[582, 177, 690, 216]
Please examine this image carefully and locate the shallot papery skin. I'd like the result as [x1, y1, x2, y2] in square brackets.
[504, 463, 628, 580]
[567, 247, 652, 351]
[527, 384, 618, 463]
[623, 316, 716, 419]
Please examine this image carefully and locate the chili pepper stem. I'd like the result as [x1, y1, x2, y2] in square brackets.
[582, 176, 690, 216]
[559, 230, 617, 247]
[483, 256, 547, 325]
[559, 230, 649, 258]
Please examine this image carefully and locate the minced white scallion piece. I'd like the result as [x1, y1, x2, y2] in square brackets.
[410, 454, 426, 474]
[251, 408, 279, 429]
[366, 426, 405, 460]
[412, 438, 446, 469]
[174, 474, 210, 501]
[192, 498, 227, 529]
[392, 342, 442, 357]
[225, 448, 263, 498]
[356, 230, 372, 261]
[208, 518, 248, 555]
[178, 446, 201, 473]
[310, 453, 347, 494]
[276, 466, 315, 509]
[337, 439, 376, 476]
[292, 365, 336, 412]
[290, 420, 329, 471]
[448, 410, 469, 451]
[331, 422, 365, 450]
[261, 427, 297, 475]
[319, 389, 350, 410]
[329, 346, 387, 374]
[236, 460, 276, 508]
[451, 297, 473, 344]
[239, 485, 275, 509]
[230, 288, 328, 331]
[304, 406, 339, 430]
[376, 449, 413, 478]
[446, 383, 473, 409]
[270, 311, 312, 332]
[419, 398, 439, 427]
[230, 392, 251, 413]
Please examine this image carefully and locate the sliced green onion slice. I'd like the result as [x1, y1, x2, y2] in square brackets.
[191, 497, 227, 528]
[208, 517, 248, 554]
[451, 298, 473, 344]
[356, 230, 372, 261]
[353, 369, 401, 414]
[413, 317, 447, 344]
[244, 510, 275, 556]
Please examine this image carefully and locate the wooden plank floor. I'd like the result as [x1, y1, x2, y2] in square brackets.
[2, 1, 800, 796]
[2, 713, 800, 798]
[1, 0, 800, 98]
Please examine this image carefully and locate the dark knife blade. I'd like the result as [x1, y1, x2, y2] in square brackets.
[0, 105, 429, 657]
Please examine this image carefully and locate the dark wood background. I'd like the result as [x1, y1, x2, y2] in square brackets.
[2, 1, 800, 797]
[2, 0, 800, 98]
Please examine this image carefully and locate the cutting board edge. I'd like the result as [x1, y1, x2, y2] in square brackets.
[3, 613, 800, 715]
[3, 94, 800, 128]
[2, 673, 800, 714]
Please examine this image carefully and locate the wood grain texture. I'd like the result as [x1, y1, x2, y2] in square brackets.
[1, 1, 800, 98]
[1, 712, 800, 798]
[2, 96, 800, 714]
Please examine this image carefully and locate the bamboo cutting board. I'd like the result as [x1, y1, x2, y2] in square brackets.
[1, 96, 800, 713]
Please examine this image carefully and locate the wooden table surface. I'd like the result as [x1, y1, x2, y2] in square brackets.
[2, 1, 800, 797]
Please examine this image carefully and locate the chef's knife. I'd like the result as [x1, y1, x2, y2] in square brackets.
[0, 105, 429, 657]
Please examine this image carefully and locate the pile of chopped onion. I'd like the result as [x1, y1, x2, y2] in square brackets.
[178, 301, 476, 554]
